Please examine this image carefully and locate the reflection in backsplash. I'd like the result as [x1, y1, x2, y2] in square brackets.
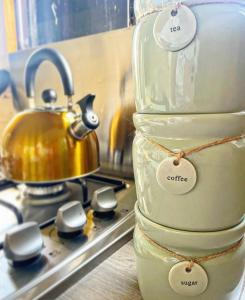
[15, 0, 131, 50]
[7, 28, 135, 179]
[0, 89, 15, 138]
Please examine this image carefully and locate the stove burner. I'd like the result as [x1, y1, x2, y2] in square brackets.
[19, 184, 71, 206]
[25, 183, 66, 196]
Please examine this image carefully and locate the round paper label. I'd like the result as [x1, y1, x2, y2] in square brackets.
[169, 261, 208, 296]
[153, 4, 197, 51]
[156, 157, 197, 194]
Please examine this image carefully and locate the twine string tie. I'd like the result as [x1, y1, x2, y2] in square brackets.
[145, 134, 245, 162]
[138, 228, 244, 271]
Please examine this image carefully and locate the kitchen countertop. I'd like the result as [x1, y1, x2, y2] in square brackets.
[55, 240, 244, 300]
[55, 240, 142, 300]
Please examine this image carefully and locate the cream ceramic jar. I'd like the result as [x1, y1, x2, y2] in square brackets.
[133, 113, 245, 231]
[134, 204, 245, 300]
[133, 0, 245, 113]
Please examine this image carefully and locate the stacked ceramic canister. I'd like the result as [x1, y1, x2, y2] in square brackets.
[132, 1, 245, 299]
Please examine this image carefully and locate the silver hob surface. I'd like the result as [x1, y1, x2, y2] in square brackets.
[0, 174, 136, 300]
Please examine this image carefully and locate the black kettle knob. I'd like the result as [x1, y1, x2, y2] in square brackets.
[76, 94, 99, 130]
[42, 89, 57, 104]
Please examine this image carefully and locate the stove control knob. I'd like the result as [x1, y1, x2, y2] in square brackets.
[56, 201, 86, 238]
[3, 222, 44, 265]
[91, 186, 117, 215]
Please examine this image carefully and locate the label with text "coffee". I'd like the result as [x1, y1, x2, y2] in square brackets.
[156, 157, 197, 194]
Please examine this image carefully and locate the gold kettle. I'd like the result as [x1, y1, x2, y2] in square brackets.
[1, 48, 100, 183]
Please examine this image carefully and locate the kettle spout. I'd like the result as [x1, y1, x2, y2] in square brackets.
[69, 94, 99, 139]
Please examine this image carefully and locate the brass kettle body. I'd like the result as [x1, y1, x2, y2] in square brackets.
[1, 48, 100, 183]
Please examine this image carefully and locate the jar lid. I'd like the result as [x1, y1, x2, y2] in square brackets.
[135, 203, 245, 251]
[134, 0, 245, 21]
[133, 112, 245, 140]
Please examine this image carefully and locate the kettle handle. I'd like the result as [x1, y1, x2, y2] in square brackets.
[25, 48, 74, 99]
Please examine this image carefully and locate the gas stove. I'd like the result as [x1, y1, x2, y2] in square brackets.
[0, 174, 136, 300]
